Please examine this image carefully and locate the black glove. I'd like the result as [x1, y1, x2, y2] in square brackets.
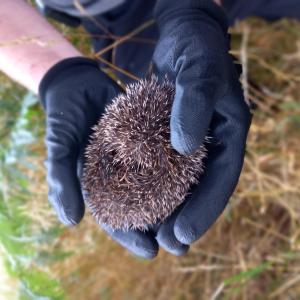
[152, 0, 252, 254]
[39, 57, 158, 259]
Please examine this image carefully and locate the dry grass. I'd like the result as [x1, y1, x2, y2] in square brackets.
[21, 17, 300, 300]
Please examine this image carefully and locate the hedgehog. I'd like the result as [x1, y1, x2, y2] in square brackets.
[83, 76, 206, 231]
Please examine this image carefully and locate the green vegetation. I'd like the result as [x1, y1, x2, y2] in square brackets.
[0, 84, 66, 299]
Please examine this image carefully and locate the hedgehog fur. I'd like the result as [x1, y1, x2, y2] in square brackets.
[83, 76, 206, 231]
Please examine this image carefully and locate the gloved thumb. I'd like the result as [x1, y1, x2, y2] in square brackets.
[170, 56, 226, 155]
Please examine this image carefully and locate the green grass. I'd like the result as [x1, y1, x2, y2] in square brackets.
[0, 83, 67, 300]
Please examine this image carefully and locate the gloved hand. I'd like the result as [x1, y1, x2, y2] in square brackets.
[152, 0, 252, 255]
[39, 57, 159, 259]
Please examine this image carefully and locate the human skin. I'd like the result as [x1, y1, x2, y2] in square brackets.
[0, 0, 82, 94]
[0, 0, 222, 93]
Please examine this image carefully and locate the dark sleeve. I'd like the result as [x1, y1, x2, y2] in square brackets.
[223, 0, 300, 25]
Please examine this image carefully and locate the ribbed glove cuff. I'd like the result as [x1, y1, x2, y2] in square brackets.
[154, 0, 229, 35]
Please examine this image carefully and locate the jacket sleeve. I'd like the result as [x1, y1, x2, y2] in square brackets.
[36, 0, 126, 17]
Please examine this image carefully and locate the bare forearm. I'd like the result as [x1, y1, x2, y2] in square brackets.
[0, 0, 82, 93]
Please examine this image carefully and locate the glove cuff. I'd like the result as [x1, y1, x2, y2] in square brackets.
[38, 57, 99, 103]
[154, 0, 229, 35]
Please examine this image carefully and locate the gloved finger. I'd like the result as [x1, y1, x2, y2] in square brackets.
[44, 94, 88, 226]
[156, 207, 189, 256]
[46, 158, 85, 226]
[102, 225, 159, 259]
[170, 55, 227, 155]
[174, 81, 252, 244]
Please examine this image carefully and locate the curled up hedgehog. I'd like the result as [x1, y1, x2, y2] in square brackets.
[83, 76, 207, 231]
